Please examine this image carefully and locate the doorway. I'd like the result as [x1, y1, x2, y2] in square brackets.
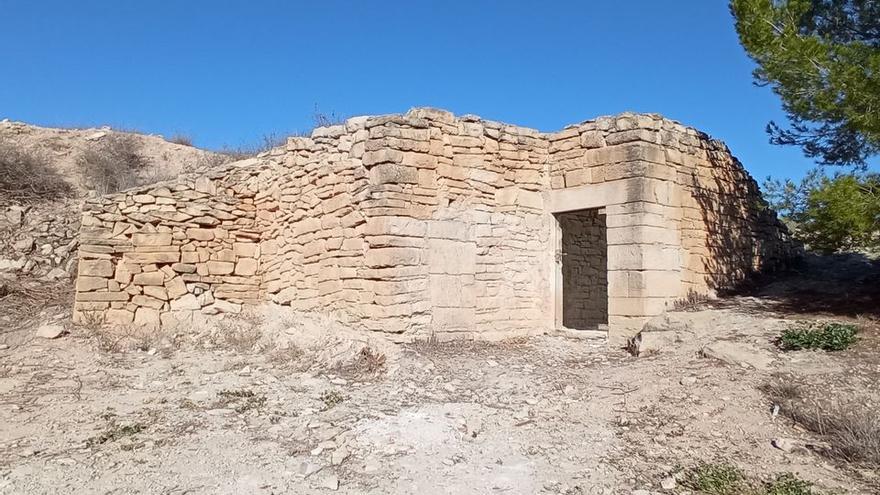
[555, 208, 608, 330]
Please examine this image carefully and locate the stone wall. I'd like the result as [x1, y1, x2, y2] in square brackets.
[74, 108, 797, 341]
[1, 201, 79, 283]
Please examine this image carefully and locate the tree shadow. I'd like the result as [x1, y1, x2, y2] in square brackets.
[688, 151, 799, 291]
[716, 253, 880, 319]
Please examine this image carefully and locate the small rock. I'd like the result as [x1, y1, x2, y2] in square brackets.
[661, 476, 676, 490]
[43, 268, 69, 281]
[330, 447, 349, 465]
[0, 344, 9, 350]
[35, 324, 64, 339]
[443, 383, 455, 393]
[627, 330, 678, 356]
[298, 460, 322, 478]
[13, 237, 34, 253]
[701, 341, 775, 371]
[680, 376, 697, 386]
[771, 437, 796, 453]
[6, 208, 23, 225]
[318, 473, 339, 490]
[206, 408, 234, 416]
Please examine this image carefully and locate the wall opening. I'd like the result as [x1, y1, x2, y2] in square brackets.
[555, 208, 608, 330]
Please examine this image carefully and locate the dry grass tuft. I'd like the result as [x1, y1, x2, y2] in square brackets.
[88, 324, 164, 354]
[352, 346, 386, 374]
[79, 134, 176, 194]
[211, 312, 264, 352]
[763, 379, 880, 466]
[0, 138, 73, 202]
[0, 281, 73, 334]
[673, 289, 712, 311]
[167, 134, 193, 147]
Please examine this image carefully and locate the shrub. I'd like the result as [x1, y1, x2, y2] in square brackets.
[682, 463, 749, 495]
[764, 474, 816, 495]
[217, 132, 289, 161]
[779, 322, 858, 351]
[168, 134, 193, 147]
[763, 171, 880, 254]
[79, 134, 150, 194]
[683, 464, 824, 495]
[0, 138, 73, 201]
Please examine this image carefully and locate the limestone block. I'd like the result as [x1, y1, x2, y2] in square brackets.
[105, 308, 135, 325]
[143, 285, 168, 301]
[364, 247, 421, 268]
[133, 307, 161, 328]
[132, 194, 155, 204]
[132, 295, 164, 309]
[429, 274, 464, 306]
[202, 299, 242, 315]
[608, 245, 681, 271]
[113, 262, 139, 285]
[362, 149, 404, 166]
[580, 130, 605, 148]
[78, 259, 113, 277]
[233, 242, 258, 258]
[123, 250, 180, 264]
[564, 168, 591, 188]
[165, 276, 188, 299]
[192, 216, 220, 227]
[428, 239, 476, 275]
[170, 293, 201, 311]
[432, 307, 476, 329]
[364, 216, 426, 238]
[76, 276, 108, 292]
[608, 297, 669, 317]
[76, 291, 130, 302]
[606, 225, 679, 246]
[132, 232, 172, 246]
[186, 228, 215, 241]
[214, 249, 236, 262]
[369, 164, 418, 185]
[132, 271, 165, 286]
[608, 270, 680, 298]
[206, 261, 235, 275]
[171, 263, 197, 273]
[235, 258, 258, 276]
[495, 187, 543, 209]
[181, 251, 199, 263]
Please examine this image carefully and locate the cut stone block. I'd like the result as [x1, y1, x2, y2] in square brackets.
[78, 259, 113, 277]
[206, 261, 235, 275]
[132, 271, 165, 286]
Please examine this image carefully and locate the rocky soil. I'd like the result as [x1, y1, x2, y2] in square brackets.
[0, 266, 877, 494]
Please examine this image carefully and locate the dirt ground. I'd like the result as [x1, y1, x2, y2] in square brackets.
[0, 255, 878, 494]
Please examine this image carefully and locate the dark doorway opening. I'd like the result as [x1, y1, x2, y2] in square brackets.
[556, 208, 608, 330]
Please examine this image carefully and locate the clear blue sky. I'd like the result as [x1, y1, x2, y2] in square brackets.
[0, 0, 849, 181]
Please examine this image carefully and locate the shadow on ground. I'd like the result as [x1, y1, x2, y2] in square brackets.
[716, 253, 880, 319]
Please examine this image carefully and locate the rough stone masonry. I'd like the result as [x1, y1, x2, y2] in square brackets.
[74, 108, 798, 343]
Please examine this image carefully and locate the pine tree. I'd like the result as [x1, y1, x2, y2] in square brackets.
[731, 0, 880, 166]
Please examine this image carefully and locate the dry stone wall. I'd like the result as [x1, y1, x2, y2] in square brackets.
[75, 108, 797, 341]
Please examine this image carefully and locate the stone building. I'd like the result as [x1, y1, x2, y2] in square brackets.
[74, 108, 797, 343]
